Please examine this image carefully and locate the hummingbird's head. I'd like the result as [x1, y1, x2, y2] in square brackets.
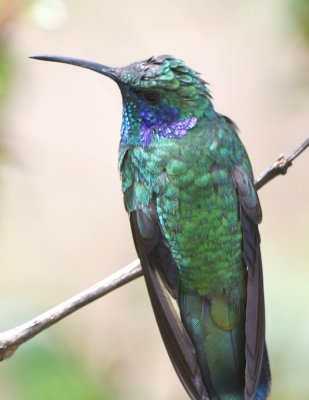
[30, 54, 214, 146]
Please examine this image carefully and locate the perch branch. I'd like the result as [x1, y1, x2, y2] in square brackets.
[0, 260, 142, 361]
[254, 136, 309, 190]
[0, 137, 308, 362]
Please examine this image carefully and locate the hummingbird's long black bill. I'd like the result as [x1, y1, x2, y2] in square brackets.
[30, 55, 119, 81]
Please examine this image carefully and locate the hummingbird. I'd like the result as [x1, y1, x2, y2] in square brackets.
[31, 54, 271, 400]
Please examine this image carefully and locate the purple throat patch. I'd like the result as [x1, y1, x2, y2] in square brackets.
[139, 106, 197, 146]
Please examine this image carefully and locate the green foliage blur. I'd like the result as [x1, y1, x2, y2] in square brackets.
[0, 46, 12, 106]
[289, 0, 309, 43]
[5, 338, 118, 400]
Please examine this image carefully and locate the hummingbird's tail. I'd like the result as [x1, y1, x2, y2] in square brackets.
[179, 292, 270, 399]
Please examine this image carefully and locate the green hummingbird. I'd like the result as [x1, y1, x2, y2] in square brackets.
[31, 54, 271, 400]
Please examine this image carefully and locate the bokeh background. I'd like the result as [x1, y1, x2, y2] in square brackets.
[0, 1, 308, 399]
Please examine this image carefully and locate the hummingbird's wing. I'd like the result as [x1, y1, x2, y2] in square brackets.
[130, 204, 209, 400]
[232, 165, 270, 399]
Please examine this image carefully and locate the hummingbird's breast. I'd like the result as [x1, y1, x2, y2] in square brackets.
[121, 120, 247, 299]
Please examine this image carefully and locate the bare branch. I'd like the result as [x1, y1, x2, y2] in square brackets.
[254, 136, 309, 190]
[0, 259, 142, 361]
[0, 137, 308, 361]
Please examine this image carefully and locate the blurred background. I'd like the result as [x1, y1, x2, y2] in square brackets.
[0, 0, 308, 399]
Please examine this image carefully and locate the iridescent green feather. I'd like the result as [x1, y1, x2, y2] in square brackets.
[120, 112, 254, 398]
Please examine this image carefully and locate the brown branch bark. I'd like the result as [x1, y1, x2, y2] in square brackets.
[0, 137, 308, 362]
[254, 137, 309, 190]
[0, 260, 142, 361]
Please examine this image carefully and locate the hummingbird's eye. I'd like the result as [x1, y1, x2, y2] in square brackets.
[139, 91, 161, 105]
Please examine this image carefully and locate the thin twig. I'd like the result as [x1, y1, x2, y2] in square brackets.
[0, 137, 308, 362]
[0, 260, 142, 361]
[254, 136, 309, 190]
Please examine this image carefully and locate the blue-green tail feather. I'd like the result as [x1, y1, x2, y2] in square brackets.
[179, 291, 271, 399]
[179, 292, 247, 399]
